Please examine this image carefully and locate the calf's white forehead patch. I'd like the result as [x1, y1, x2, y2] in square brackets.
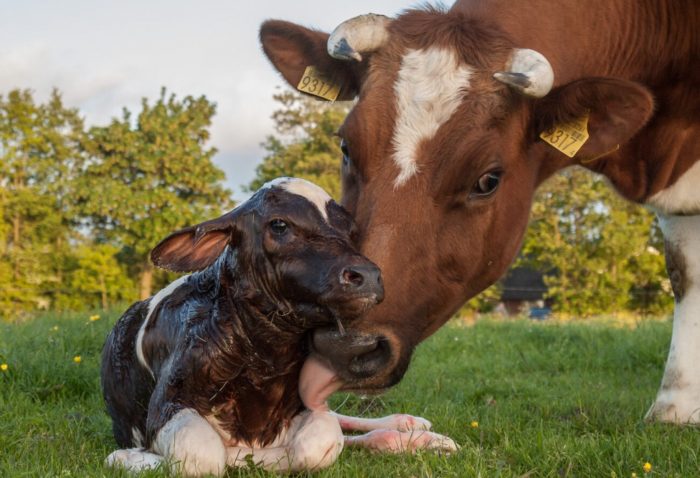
[263, 177, 332, 221]
[392, 47, 473, 187]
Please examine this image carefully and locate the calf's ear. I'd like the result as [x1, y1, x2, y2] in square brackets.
[534, 77, 654, 161]
[151, 212, 239, 273]
[260, 20, 364, 101]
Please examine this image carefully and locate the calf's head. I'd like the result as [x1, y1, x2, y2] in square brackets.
[151, 177, 383, 329]
[261, 8, 655, 390]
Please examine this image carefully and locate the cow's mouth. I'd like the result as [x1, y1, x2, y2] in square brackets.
[299, 326, 403, 408]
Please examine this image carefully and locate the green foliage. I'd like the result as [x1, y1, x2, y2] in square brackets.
[518, 168, 672, 316]
[0, 88, 233, 319]
[0, 89, 85, 318]
[78, 88, 233, 298]
[1, 313, 697, 476]
[248, 91, 349, 199]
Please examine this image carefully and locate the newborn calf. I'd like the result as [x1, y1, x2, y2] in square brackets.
[101, 177, 455, 476]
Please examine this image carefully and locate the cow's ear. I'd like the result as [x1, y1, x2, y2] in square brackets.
[534, 78, 654, 161]
[151, 212, 240, 273]
[260, 20, 364, 101]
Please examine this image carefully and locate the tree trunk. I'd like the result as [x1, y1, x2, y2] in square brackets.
[139, 262, 154, 300]
[12, 214, 20, 280]
[99, 274, 108, 310]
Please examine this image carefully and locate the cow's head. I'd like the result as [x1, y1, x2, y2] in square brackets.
[260, 8, 654, 390]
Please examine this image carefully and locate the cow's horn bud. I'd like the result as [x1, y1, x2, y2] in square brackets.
[327, 14, 390, 62]
[493, 49, 554, 98]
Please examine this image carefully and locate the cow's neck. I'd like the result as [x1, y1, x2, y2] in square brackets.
[455, 0, 698, 86]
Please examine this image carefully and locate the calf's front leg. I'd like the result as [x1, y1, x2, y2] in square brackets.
[226, 410, 344, 472]
[332, 412, 458, 453]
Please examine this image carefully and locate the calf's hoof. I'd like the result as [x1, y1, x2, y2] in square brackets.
[106, 448, 163, 471]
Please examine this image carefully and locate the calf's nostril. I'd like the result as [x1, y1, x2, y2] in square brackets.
[341, 267, 365, 287]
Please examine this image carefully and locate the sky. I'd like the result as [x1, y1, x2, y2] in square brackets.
[0, 0, 419, 201]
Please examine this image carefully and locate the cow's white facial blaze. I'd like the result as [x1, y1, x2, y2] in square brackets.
[392, 47, 473, 187]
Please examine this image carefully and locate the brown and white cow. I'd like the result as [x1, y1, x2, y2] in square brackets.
[260, 1, 700, 423]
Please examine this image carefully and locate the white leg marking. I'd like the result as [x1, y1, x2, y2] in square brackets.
[647, 214, 700, 423]
[105, 448, 163, 472]
[392, 47, 473, 187]
[345, 429, 458, 454]
[332, 412, 432, 432]
[135, 274, 190, 377]
[153, 408, 226, 477]
[131, 426, 145, 448]
[262, 177, 332, 221]
[226, 411, 343, 472]
[647, 161, 700, 215]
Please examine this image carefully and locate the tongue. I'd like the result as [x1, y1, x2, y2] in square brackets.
[299, 355, 345, 411]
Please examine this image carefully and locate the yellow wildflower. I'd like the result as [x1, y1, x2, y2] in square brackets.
[73, 355, 82, 364]
[1, 363, 8, 372]
[470, 421, 479, 428]
[632, 473, 638, 478]
[89, 315, 100, 322]
[51, 325, 59, 331]
[643, 462, 652, 473]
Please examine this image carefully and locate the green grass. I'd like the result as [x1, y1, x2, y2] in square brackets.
[1, 312, 698, 477]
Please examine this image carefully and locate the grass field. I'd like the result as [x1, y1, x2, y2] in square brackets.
[1, 311, 698, 477]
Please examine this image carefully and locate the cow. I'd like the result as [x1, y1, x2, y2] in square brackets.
[101, 177, 456, 477]
[260, 1, 700, 424]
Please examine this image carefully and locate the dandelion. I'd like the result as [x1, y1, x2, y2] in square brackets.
[73, 355, 82, 364]
[1, 363, 8, 372]
[89, 315, 100, 322]
[643, 462, 652, 473]
[470, 421, 479, 428]
[50, 325, 59, 331]
[632, 473, 638, 478]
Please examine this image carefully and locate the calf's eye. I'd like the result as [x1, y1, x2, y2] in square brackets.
[471, 171, 502, 198]
[269, 219, 288, 235]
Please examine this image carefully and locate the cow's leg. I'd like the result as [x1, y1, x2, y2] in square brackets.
[226, 411, 343, 472]
[152, 408, 227, 476]
[647, 214, 700, 424]
[332, 412, 432, 432]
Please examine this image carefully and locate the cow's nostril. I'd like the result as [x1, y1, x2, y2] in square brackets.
[341, 267, 365, 287]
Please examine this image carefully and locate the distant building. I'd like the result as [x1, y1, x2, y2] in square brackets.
[499, 267, 550, 317]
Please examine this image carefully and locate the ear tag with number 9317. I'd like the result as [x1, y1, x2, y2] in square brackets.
[539, 114, 590, 158]
[297, 66, 341, 102]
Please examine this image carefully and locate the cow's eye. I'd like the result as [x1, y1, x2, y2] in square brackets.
[340, 139, 350, 167]
[269, 219, 288, 235]
[471, 171, 502, 197]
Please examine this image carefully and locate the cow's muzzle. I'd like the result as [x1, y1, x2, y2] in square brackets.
[310, 327, 393, 383]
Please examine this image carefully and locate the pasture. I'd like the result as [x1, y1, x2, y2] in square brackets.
[1, 312, 698, 477]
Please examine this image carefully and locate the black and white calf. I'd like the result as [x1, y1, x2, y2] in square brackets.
[101, 177, 456, 476]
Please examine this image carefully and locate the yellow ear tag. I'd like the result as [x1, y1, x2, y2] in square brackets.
[296, 66, 341, 102]
[539, 114, 590, 158]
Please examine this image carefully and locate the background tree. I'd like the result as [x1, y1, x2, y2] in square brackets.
[248, 91, 349, 199]
[0, 89, 85, 318]
[518, 168, 672, 316]
[68, 244, 134, 310]
[77, 89, 233, 299]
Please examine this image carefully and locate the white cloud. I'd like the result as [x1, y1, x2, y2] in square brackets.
[0, 0, 421, 199]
